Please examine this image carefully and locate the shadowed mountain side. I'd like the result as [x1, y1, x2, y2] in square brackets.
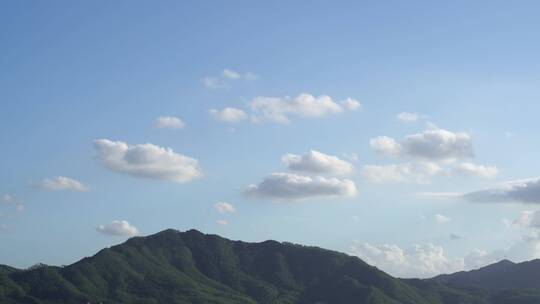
[0, 229, 534, 304]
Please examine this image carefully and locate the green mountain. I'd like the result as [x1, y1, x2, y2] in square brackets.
[0, 229, 537, 304]
[427, 259, 540, 304]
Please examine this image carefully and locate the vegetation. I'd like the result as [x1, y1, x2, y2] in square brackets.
[1, 229, 539, 303]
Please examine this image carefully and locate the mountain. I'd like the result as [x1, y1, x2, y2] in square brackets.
[0, 229, 536, 304]
[427, 259, 540, 303]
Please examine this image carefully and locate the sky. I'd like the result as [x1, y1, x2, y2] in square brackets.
[2, 1, 540, 278]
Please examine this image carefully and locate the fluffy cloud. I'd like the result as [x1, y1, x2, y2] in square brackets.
[397, 112, 419, 123]
[369, 136, 402, 157]
[209, 108, 247, 123]
[362, 162, 442, 183]
[370, 128, 473, 161]
[341, 98, 362, 110]
[282, 150, 353, 176]
[214, 202, 235, 214]
[222, 69, 241, 79]
[463, 177, 540, 204]
[513, 210, 540, 228]
[434, 214, 451, 224]
[349, 242, 464, 278]
[94, 139, 202, 183]
[246, 172, 357, 201]
[96, 220, 139, 237]
[249, 93, 355, 124]
[154, 116, 185, 129]
[33, 176, 88, 192]
[453, 162, 498, 178]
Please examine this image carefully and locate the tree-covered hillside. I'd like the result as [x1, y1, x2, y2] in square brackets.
[0, 229, 538, 304]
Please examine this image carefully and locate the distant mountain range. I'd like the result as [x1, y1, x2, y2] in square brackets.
[1, 229, 540, 303]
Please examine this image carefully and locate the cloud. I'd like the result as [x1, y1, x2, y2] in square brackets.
[214, 202, 235, 214]
[397, 112, 419, 123]
[216, 219, 229, 226]
[340, 98, 362, 110]
[463, 177, 540, 204]
[434, 214, 451, 224]
[209, 108, 247, 123]
[1, 194, 24, 219]
[203, 69, 257, 89]
[362, 162, 442, 183]
[513, 210, 540, 228]
[370, 128, 473, 161]
[96, 220, 139, 237]
[349, 242, 464, 278]
[222, 69, 241, 79]
[154, 116, 185, 129]
[453, 162, 498, 178]
[249, 93, 356, 124]
[246, 172, 357, 201]
[416, 177, 540, 205]
[369, 136, 402, 157]
[282, 150, 353, 176]
[33, 176, 89, 192]
[94, 139, 202, 183]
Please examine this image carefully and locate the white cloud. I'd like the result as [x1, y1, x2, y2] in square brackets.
[216, 219, 229, 226]
[453, 162, 498, 178]
[214, 202, 235, 214]
[370, 128, 473, 161]
[246, 172, 357, 201]
[397, 112, 419, 123]
[369, 136, 402, 157]
[209, 108, 247, 123]
[154, 116, 185, 129]
[96, 220, 138, 237]
[249, 93, 355, 124]
[463, 249, 502, 270]
[282, 150, 353, 176]
[222, 69, 241, 79]
[362, 162, 442, 183]
[434, 214, 451, 224]
[203, 69, 257, 89]
[341, 98, 362, 110]
[349, 242, 464, 278]
[513, 210, 540, 229]
[33, 176, 89, 192]
[94, 139, 202, 183]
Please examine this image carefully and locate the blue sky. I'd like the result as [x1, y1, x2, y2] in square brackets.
[2, 1, 540, 278]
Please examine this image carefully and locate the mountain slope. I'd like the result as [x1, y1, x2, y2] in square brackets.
[433, 259, 540, 291]
[0, 228, 485, 304]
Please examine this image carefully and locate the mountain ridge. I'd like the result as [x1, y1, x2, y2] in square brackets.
[0, 229, 539, 304]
